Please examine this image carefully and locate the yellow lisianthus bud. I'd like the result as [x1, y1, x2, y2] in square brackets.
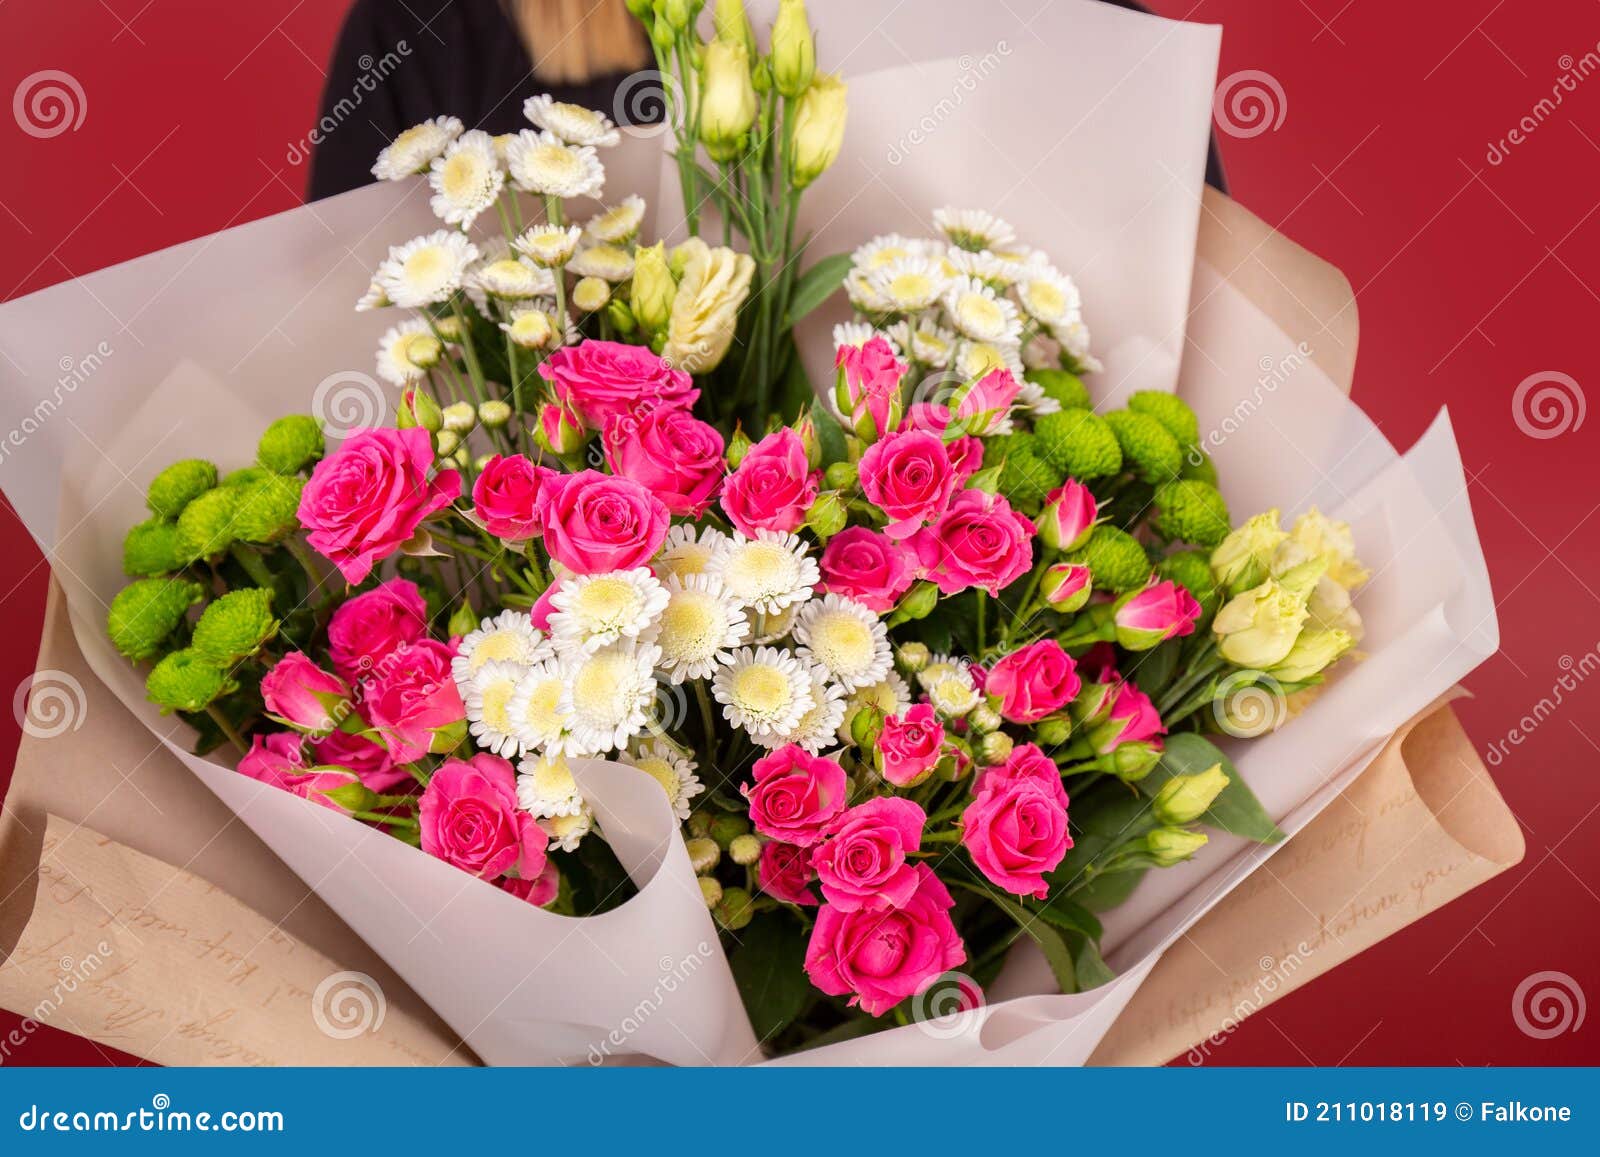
[1152, 764, 1229, 825]
[1145, 827, 1208, 867]
[631, 241, 678, 334]
[1210, 509, 1285, 596]
[1276, 506, 1369, 590]
[771, 0, 816, 97]
[661, 238, 755, 372]
[789, 73, 846, 187]
[1269, 627, 1355, 683]
[662, 0, 695, 32]
[1212, 578, 1310, 669]
[714, 0, 754, 52]
[699, 38, 758, 161]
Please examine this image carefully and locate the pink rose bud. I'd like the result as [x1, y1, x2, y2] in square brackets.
[812, 797, 926, 911]
[236, 732, 352, 811]
[602, 405, 726, 517]
[499, 860, 561, 907]
[984, 639, 1082, 725]
[1087, 678, 1167, 754]
[720, 428, 821, 536]
[420, 753, 548, 880]
[536, 402, 585, 455]
[955, 367, 1023, 435]
[1112, 580, 1202, 651]
[364, 638, 468, 762]
[875, 703, 946, 787]
[261, 652, 351, 735]
[1037, 479, 1098, 551]
[472, 454, 558, 542]
[910, 489, 1037, 595]
[834, 336, 906, 443]
[326, 578, 428, 686]
[960, 744, 1072, 899]
[1039, 562, 1093, 612]
[757, 841, 819, 906]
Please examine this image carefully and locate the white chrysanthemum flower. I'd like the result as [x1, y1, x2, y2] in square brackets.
[462, 660, 528, 757]
[584, 194, 646, 242]
[372, 116, 463, 180]
[654, 574, 748, 683]
[1022, 332, 1062, 370]
[621, 740, 703, 820]
[427, 130, 504, 228]
[1058, 318, 1102, 373]
[514, 223, 583, 267]
[524, 94, 621, 147]
[888, 318, 955, 369]
[709, 530, 819, 615]
[837, 671, 913, 742]
[559, 640, 663, 755]
[868, 255, 946, 312]
[355, 280, 390, 312]
[917, 654, 976, 691]
[926, 672, 981, 718]
[500, 305, 557, 349]
[507, 660, 575, 756]
[712, 646, 813, 740]
[453, 610, 552, 684]
[567, 243, 635, 282]
[375, 319, 439, 387]
[850, 233, 931, 271]
[933, 207, 1016, 252]
[375, 230, 479, 308]
[844, 267, 892, 313]
[792, 594, 892, 692]
[753, 662, 846, 754]
[549, 568, 668, 653]
[943, 276, 1022, 345]
[541, 803, 594, 852]
[956, 339, 1025, 384]
[467, 251, 556, 304]
[1015, 265, 1082, 328]
[947, 248, 1020, 287]
[1015, 376, 1061, 417]
[832, 321, 896, 355]
[505, 129, 605, 199]
[516, 752, 586, 819]
[654, 525, 728, 581]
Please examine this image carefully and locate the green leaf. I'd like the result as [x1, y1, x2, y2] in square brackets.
[731, 913, 813, 1042]
[809, 396, 848, 467]
[1034, 893, 1103, 941]
[987, 892, 1077, 995]
[1125, 638, 1181, 697]
[1138, 732, 1284, 843]
[1070, 867, 1146, 914]
[1063, 930, 1116, 991]
[784, 252, 852, 327]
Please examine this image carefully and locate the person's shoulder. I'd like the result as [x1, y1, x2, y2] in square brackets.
[337, 0, 512, 50]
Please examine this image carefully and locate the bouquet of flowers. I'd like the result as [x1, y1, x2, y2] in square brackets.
[98, 0, 1372, 1053]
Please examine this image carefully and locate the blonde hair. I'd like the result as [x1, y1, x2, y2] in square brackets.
[508, 0, 652, 85]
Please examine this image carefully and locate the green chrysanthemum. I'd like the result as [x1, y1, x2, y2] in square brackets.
[191, 587, 278, 665]
[146, 459, 218, 519]
[1065, 525, 1152, 592]
[232, 475, 305, 545]
[1024, 367, 1092, 411]
[145, 649, 232, 714]
[122, 518, 186, 577]
[107, 577, 205, 662]
[1128, 390, 1201, 447]
[1034, 409, 1123, 479]
[1105, 410, 1182, 484]
[257, 415, 325, 475]
[1180, 445, 1219, 486]
[997, 446, 1060, 514]
[1156, 549, 1220, 617]
[176, 487, 241, 562]
[1152, 480, 1231, 548]
[222, 465, 271, 488]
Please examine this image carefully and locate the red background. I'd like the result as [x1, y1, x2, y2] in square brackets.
[0, 0, 1596, 1066]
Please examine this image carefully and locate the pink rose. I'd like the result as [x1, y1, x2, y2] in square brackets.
[603, 405, 725, 516]
[758, 841, 819, 907]
[327, 578, 428, 685]
[499, 860, 561, 907]
[237, 732, 349, 811]
[720, 429, 819, 536]
[858, 429, 958, 540]
[528, 577, 561, 631]
[877, 704, 946, 787]
[812, 797, 926, 911]
[1037, 480, 1098, 551]
[957, 368, 1022, 434]
[1113, 580, 1202, 650]
[261, 652, 350, 734]
[804, 864, 966, 1016]
[900, 404, 983, 483]
[537, 469, 670, 575]
[311, 729, 410, 793]
[912, 489, 1037, 595]
[1039, 562, 1093, 611]
[538, 402, 585, 455]
[472, 454, 559, 541]
[1090, 678, 1166, 753]
[985, 639, 1081, 724]
[961, 743, 1072, 899]
[420, 753, 547, 880]
[364, 638, 466, 762]
[818, 526, 917, 612]
[537, 339, 698, 430]
[742, 745, 849, 847]
[298, 427, 460, 584]
[834, 336, 905, 440]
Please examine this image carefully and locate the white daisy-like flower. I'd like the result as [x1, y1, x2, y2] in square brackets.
[1058, 319, 1102, 373]
[567, 243, 635, 283]
[505, 129, 605, 199]
[584, 194, 646, 242]
[844, 267, 892, 313]
[1015, 376, 1061, 417]
[375, 230, 479, 309]
[467, 248, 556, 305]
[708, 530, 819, 615]
[753, 662, 847, 753]
[947, 248, 1021, 287]
[832, 321, 896, 355]
[654, 525, 728, 581]
[549, 568, 668, 653]
[372, 116, 463, 180]
[560, 639, 663, 755]
[654, 574, 748, 683]
[620, 740, 703, 820]
[355, 280, 390, 312]
[463, 660, 528, 757]
[868, 255, 947, 313]
[837, 671, 913, 742]
[453, 610, 552, 685]
[514, 223, 583, 268]
[374, 319, 440, 387]
[850, 233, 922, 272]
[1022, 332, 1062, 370]
[427, 130, 504, 228]
[507, 659, 574, 755]
[933, 207, 1016, 252]
[926, 672, 981, 718]
[888, 318, 955, 369]
[524, 94, 621, 147]
[943, 276, 1022, 345]
[956, 339, 1025, 386]
[792, 594, 892, 692]
[917, 654, 977, 692]
[1015, 265, 1083, 329]
[712, 646, 813, 740]
[541, 803, 594, 852]
[516, 752, 586, 819]
[500, 305, 557, 349]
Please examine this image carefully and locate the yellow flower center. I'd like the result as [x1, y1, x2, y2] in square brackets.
[723, 542, 794, 596]
[659, 595, 720, 658]
[521, 677, 566, 736]
[403, 247, 447, 284]
[546, 812, 586, 839]
[479, 677, 517, 733]
[660, 545, 713, 577]
[957, 291, 1003, 333]
[440, 153, 484, 199]
[533, 143, 580, 180]
[633, 757, 679, 799]
[808, 613, 873, 674]
[528, 755, 577, 797]
[866, 245, 908, 269]
[471, 632, 527, 670]
[1026, 280, 1064, 317]
[573, 653, 633, 718]
[573, 576, 640, 624]
[732, 665, 793, 714]
[887, 271, 935, 304]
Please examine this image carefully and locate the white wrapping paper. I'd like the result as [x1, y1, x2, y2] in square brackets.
[0, 0, 1494, 1064]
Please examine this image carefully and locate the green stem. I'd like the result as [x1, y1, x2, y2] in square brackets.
[350, 810, 420, 829]
[227, 544, 276, 589]
[205, 704, 248, 756]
